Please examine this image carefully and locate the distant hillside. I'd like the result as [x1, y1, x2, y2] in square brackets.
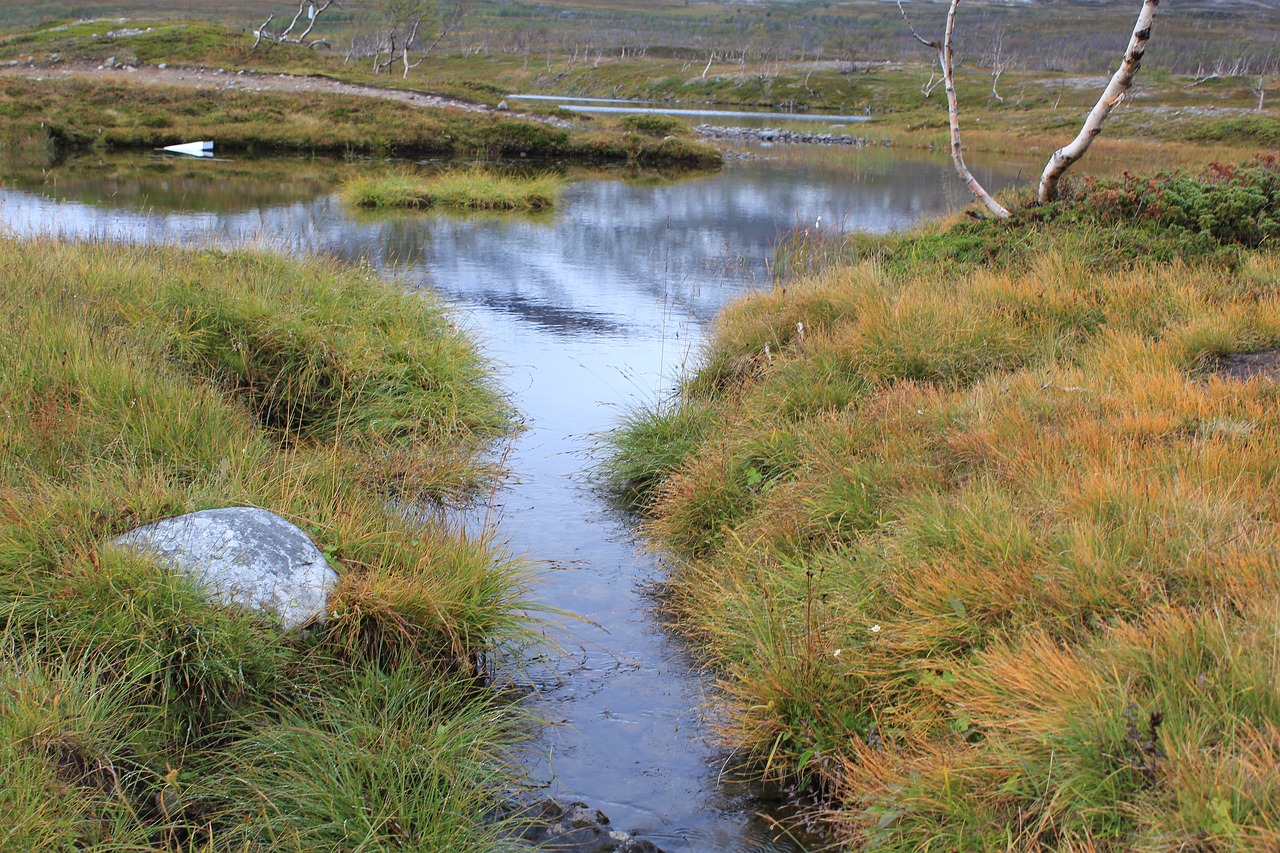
[2, 0, 1275, 77]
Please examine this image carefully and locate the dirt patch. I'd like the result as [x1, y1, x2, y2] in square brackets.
[1208, 350, 1280, 382]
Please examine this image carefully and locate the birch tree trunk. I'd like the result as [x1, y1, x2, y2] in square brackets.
[940, 1, 1010, 218]
[1038, 0, 1159, 202]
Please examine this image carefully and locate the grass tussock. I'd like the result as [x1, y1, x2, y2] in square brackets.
[342, 166, 565, 212]
[607, 161, 1280, 849]
[0, 236, 533, 848]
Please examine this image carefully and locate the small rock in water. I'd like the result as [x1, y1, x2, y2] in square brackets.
[108, 507, 338, 630]
[504, 798, 668, 852]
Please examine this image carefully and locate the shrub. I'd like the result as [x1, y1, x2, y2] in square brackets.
[618, 113, 688, 137]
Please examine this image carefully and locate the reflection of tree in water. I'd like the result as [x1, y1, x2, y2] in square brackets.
[469, 291, 628, 338]
[0, 147, 1028, 340]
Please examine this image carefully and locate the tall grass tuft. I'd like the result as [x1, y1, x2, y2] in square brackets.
[605, 164, 1280, 848]
[0, 236, 533, 848]
[342, 166, 565, 212]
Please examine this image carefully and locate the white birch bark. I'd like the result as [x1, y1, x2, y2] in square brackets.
[1038, 0, 1159, 202]
[940, 0, 1010, 218]
[898, 0, 1009, 219]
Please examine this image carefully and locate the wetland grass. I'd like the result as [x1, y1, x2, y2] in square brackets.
[343, 166, 564, 212]
[607, 160, 1280, 848]
[0, 236, 533, 849]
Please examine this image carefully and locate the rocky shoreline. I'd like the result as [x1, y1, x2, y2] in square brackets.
[696, 123, 882, 146]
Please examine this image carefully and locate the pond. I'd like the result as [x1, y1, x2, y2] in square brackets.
[505, 94, 875, 125]
[0, 143, 1034, 851]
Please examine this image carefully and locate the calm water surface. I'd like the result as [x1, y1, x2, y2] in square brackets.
[1, 146, 1032, 851]
[506, 94, 874, 125]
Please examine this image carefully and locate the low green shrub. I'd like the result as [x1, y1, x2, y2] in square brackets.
[1059, 157, 1280, 250]
[1187, 114, 1280, 148]
[618, 113, 688, 137]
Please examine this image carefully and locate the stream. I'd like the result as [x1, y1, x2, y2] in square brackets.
[1, 143, 1033, 851]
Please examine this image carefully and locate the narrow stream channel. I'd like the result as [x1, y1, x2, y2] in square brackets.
[2, 144, 1033, 851]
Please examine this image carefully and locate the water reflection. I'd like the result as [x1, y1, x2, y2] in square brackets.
[0, 146, 1031, 851]
[506, 94, 875, 126]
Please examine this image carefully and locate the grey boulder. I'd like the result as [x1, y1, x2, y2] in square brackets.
[109, 507, 337, 630]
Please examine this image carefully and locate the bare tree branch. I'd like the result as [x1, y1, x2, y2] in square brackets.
[896, 0, 940, 50]
[410, 0, 469, 72]
[988, 28, 1009, 104]
[292, 0, 336, 45]
[1038, 0, 1159, 202]
[253, 14, 274, 49]
[252, 1, 337, 49]
[921, 68, 941, 98]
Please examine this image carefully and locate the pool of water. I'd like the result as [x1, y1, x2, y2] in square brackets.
[507, 93, 874, 126]
[1, 145, 1033, 851]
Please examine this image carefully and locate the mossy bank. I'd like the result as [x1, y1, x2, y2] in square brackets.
[607, 158, 1280, 848]
[0, 72, 720, 168]
[0, 236, 534, 849]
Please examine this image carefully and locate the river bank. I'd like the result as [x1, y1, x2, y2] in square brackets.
[1, 140, 1042, 848]
[606, 158, 1280, 848]
[0, 237, 533, 849]
[0, 65, 720, 167]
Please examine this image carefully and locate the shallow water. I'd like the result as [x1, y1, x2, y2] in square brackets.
[1, 145, 1033, 850]
[506, 93, 874, 125]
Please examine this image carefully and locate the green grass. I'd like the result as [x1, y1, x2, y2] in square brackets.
[605, 160, 1280, 849]
[0, 236, 535, 848]
[342, 166, 565, 212]
[0, 12, 1268, 174]
[0, 71, 720, 168]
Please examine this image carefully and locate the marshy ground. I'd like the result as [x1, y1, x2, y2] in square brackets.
[2, 3, 1279, 848]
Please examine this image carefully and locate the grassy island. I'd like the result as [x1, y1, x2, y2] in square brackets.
[0, 237, 531, 850]
[342, 167, 564, 212]
[608, 158, 1280, 849]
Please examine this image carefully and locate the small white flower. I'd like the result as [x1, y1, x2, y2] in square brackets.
[832, 649, 842, 657]
[870, 624, 882, 633]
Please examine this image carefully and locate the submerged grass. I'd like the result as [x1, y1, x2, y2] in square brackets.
[0, 236, 534, 848]
[343, 166, 565, 212]
[607, 159, 1280, 848]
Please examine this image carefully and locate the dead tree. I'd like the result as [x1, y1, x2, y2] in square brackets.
[899, 0, 1011, 219]
[367, 0, 469, 78]
[1038, 0, 1159, 202]
[921, 69, 941, 98]
[1253, 48, 1274, 112]
[253, 0, 338, 49]
[987, 28, 1009, 104]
